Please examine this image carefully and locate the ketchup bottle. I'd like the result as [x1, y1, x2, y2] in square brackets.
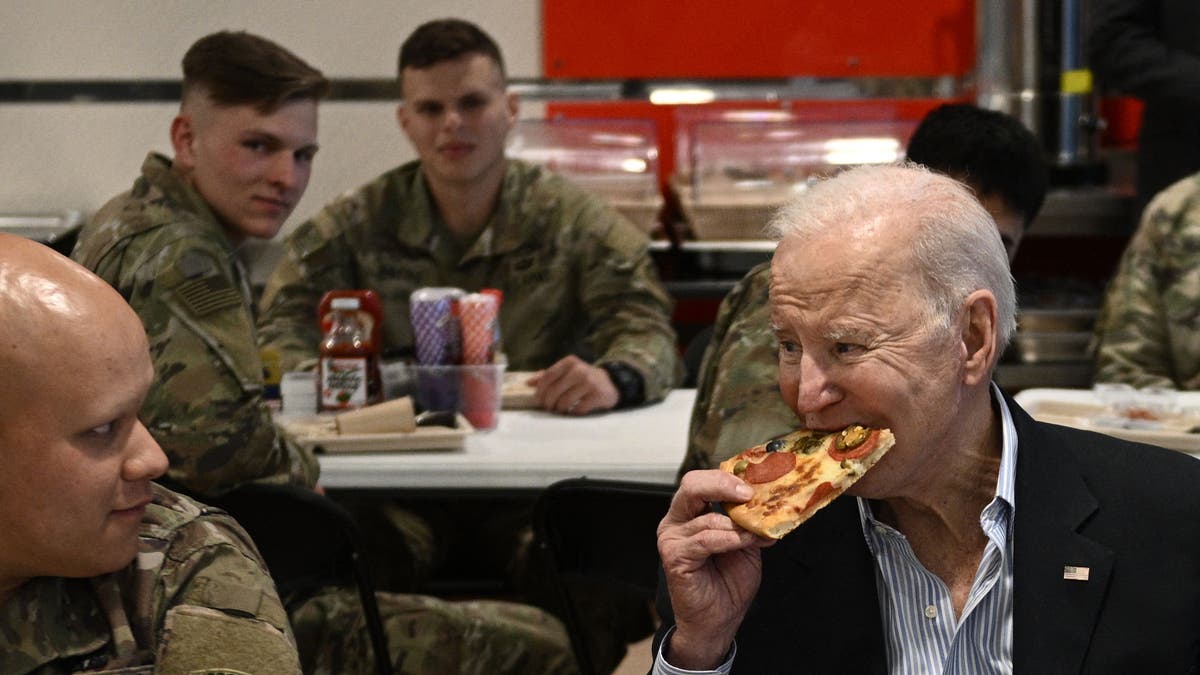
[318, 296, 382, 411]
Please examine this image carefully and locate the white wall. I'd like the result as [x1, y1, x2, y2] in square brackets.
[0, 1, 544, 230]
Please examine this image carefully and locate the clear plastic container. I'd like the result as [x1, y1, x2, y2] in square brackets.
[506, 118, 662, 232]
[671, 109, 916, 239]
[381, 362, 507, 431]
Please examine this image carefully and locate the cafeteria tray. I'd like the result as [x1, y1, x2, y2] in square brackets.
[277, 413, 472, 453]
[1015, 388, 1200, 454]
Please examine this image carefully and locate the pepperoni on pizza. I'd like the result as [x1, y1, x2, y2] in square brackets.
[719, 425, 895, 539]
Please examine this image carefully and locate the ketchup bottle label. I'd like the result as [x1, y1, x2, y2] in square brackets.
[320, 356, 368, 410]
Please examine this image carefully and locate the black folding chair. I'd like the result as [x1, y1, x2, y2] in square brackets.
[206, 483, 392, 675]
[533, 477, 676, 675]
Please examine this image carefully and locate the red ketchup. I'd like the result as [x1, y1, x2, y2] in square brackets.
[318, 296, 382, 411]
[318, 289, 383, 348]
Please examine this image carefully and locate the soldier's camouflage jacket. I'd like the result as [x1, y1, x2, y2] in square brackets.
[0, 484, 300, 674]
[291, 589, 578, 674]
[1094, 172, 1200, 388]
[72, 153, 318, 496]
[680, 261, 799, 477]
[258, 158, 682, 401]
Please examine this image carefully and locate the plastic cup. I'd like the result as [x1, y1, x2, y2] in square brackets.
[410, 363, 505, 431]
[460, 364, 503, 430]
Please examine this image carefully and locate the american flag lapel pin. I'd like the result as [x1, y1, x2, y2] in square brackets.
[1063, 565, 1090, 581]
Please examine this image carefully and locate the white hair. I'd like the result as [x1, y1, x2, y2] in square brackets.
[767, 162, 1017, 347]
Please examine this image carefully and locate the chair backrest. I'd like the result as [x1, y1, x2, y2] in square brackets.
[206, 483, 392, 675]
[533, 477, 676, 675]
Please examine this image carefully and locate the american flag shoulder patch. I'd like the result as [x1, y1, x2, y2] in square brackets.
[175, 275, 242, 317]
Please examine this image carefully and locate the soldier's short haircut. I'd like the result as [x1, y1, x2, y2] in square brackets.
[182, 30, 330, 113]
[906, 103, 1049, 229]
[398, 18, 506, 80]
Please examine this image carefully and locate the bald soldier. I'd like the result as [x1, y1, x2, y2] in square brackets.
[0, 234, 301, 673]
[72, 30, 329, 497]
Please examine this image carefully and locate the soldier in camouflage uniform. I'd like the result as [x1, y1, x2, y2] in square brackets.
[69, 31, 579, 674]
[1094, 172, 1200, 388]
[0, 234, 301, 674]
[256, 20, 658, 672]
[72, 31, 329, 497]
[681, 103, 1049, 474]
[259, 19, 682, 415]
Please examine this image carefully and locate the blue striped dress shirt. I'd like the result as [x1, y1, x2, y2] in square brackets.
[655, 385, 1018, 674]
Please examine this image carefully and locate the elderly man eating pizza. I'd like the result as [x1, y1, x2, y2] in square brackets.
[653, 163, 1200, 673]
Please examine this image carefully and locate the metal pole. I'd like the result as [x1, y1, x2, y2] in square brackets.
[1058, 0, 1083, 165]
[976, 0, 1040, 137]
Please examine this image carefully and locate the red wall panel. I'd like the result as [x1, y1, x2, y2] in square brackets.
[543, 0, 975, 79]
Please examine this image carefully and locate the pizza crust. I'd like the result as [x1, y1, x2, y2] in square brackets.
[720, 427, 895, 539]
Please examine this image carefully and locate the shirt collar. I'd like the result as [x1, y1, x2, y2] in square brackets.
[992, 381, 1018, 513]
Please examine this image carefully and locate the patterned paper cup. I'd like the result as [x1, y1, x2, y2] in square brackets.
[409, 287, 464, 365]
[458, 292, 500, 365]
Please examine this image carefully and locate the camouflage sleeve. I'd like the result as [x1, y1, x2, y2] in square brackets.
[682, 266, 761, 476]
[258, 207, 361, 372]
[1094, 179, 1200, 388]
[148, 499, 301, 673]
[117, 237, 315, 495]
[576, 200, 683, 403]
[679, 263, 798, 477]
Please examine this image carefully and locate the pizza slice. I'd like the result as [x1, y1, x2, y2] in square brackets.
[719, 425, 895, 539]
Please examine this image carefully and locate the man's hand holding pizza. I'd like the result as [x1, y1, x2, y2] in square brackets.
[657, 426, 894, 668]
[656, 469, 775, 670]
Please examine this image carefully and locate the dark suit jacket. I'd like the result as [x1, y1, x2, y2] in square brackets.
[655, 396, 1200, 673]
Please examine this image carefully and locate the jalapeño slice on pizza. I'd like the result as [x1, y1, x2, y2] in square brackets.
[719, 425, 895, 539]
